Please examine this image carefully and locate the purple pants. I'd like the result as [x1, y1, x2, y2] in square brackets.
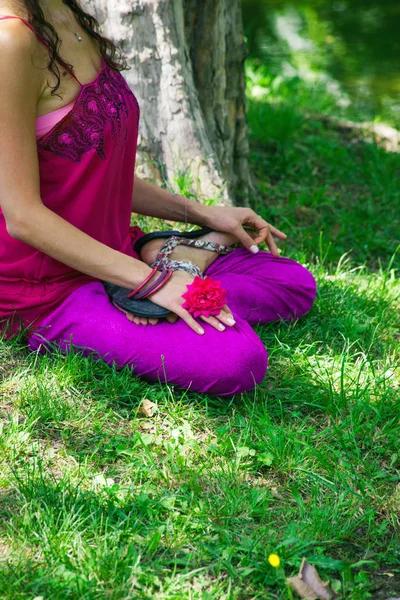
[28, 249, 316, 396]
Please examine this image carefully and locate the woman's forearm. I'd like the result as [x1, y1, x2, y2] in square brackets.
[132, 176, 209, 225]
[8, 204, 152, 289]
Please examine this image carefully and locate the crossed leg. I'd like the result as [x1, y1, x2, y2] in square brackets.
[206, 248, 316, 326]
[29, 250, 316, 396]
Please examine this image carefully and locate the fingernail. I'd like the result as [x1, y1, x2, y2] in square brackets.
[218, 324, 225, 331]
[197, 327, 205, 335]
[250, 245, 259, 254]
[227, 318, 236, 326]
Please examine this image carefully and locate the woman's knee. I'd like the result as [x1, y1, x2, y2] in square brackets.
[218, 342, 268, 396]
[176, 331, 269, 396]
[291, 263, 317, 317]
[269, 259, 316, 320]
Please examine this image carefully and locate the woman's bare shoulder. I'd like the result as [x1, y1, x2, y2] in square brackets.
[0, 17, 40, 67]
[0, 18, 43, 90]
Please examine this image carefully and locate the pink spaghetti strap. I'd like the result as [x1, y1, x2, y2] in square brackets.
[0, 16, 49, 46]
[0, 15, 83, 86]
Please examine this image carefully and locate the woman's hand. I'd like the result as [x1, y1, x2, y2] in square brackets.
[201, 206, 287, 257]
[150, 271, 235, 335]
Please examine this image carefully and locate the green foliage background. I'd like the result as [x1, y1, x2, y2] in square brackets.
[242, 0, 400, 126]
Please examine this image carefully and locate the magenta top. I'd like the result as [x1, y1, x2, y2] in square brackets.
[0, 16, 142, 335]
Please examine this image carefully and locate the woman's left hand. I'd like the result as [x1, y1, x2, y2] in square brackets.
[201, 206, 287, 257]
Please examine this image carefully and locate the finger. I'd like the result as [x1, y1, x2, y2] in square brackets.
[242, 227, 259, 241]
[245, 214, 287, 244]
[241, 213, 269, 243]
[217, 306, 236, 326]
[149, 318, 159, 326]
[175, 306, 205, 335]
[200, 315, 226, 331]
[269, 225, 287, 240]
[131, 315, 145, 325]
[245, 218, 270, 245]
[166, 314, 179, 324]
[253, 231, 268, 245]
[223, 304, 234, 316]
[266, 232, 280, 258]
[234, 225, 261, 254]
[117, 307, 143, 326]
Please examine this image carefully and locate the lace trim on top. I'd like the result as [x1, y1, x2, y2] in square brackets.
[36, 102, 75, 138]
[37, 66, 139, 162]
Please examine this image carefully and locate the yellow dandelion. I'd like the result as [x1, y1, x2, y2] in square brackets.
[268, 553, 281, 568]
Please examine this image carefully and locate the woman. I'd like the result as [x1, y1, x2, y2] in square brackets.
[0, 0, 316, 396]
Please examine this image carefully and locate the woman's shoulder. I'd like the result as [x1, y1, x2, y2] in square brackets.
[0, 16, 45, 89]
[0, 16, 40, 64]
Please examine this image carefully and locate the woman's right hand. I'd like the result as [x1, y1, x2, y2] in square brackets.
[150, 271, 236, 335]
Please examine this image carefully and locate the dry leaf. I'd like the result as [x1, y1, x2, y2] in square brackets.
[139, 399, 157, 418]
[287, 558, 337, 600]
[287, 576, 319, 600]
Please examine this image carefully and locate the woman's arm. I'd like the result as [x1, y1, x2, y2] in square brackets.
[0, 21, 152, 290]
[132, 176, 206, 225]
[132, 178, 287, 257]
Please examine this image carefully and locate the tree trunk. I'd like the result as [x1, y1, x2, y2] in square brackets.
[82, 0, 250, 206]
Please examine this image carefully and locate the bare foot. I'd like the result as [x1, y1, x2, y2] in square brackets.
[140, 230, 239, 272]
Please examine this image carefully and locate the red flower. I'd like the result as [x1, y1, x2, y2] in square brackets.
[182, 276, 227, 318]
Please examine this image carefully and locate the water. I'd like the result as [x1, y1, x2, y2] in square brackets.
[242, 0, 400, 125]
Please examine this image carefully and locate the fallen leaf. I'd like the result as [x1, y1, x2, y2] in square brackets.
[382, 572, 395, 577]
[139, 399, 157, 418]
[287, 576, 319, 600]
[287, 558, 337, 599]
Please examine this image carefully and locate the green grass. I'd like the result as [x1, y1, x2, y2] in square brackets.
[246, 65, 400, 267]
[1, 72, 400, 599]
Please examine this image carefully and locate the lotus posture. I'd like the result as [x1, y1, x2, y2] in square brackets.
[0, 0, 316, 395]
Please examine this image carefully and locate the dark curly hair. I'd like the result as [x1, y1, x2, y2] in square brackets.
[23, 0, 127, 94]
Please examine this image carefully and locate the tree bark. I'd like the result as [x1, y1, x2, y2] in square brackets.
[82, 0, 250, 206]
